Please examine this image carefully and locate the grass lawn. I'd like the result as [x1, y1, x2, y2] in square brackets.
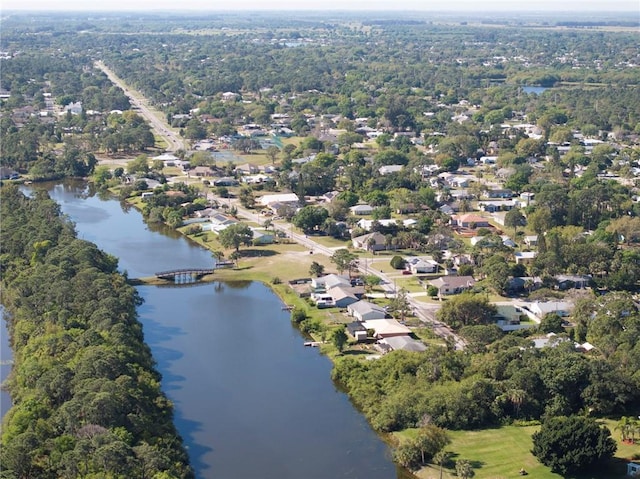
[397, 422, 640, 479]
[309, 235, 351, 249]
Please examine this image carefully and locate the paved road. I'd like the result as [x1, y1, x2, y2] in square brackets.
[95, 61, 185, 152]
[232, 201, 466, 350]
[95, 66, 465, 349]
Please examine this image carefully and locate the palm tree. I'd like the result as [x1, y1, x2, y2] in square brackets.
[507, 388, 527, 417]
[212, 250, 224, 269]
[616, 416, 632, 442]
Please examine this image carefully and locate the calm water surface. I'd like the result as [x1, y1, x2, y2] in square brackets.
[40, 181, 398, 479]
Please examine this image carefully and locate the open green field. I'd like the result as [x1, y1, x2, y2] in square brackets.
[398, 420, 640, 479]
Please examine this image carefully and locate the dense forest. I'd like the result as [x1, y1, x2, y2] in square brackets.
[0, 185, 194, 478]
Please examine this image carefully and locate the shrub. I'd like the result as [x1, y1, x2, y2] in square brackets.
[390, 255, 406, 270]
[290, 307, 308, 323]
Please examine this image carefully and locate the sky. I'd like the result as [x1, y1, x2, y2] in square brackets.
[1, 0, 638, 12]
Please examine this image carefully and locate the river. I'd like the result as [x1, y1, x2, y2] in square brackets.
[21, 181, 399, 479]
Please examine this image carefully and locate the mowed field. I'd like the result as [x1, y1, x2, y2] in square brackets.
[409, 420, 640, 479]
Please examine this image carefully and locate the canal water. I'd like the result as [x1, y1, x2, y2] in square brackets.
[33, 181, 399, 479]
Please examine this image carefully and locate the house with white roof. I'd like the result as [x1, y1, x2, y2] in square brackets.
[362, 318, 412, 338]
[311, 274, 351, 292]
[347, 301, 387, 322]
[357, 218, 398, 231]
[378, 165, 403, 175]
[350, 204, 374, 215]
[515, 251, 537, 264]
[258, 193, 300, 207]
[405, 257, 439, 274]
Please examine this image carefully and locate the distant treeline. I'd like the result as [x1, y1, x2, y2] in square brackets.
[556, 21, 639, 27]
[0, 185, 194, 478]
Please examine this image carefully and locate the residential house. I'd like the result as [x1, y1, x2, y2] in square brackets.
[520, 192, 535, 204]
[192, 166, 213, 177]
[346, 322, 368, 342]
[152, 153, 180, 165]
[479, 156, 498, 165]
[350, 204, 374, 216]
[428, 276, 476, 295]
[327, 286, 359, 308]
[486, 188, 514, 199]
[356, 218, 397, 231]
[439, 204, 456, 216]
[532, 332, 571, 349]
[405, 257, 439, 274]
[493, 305, 533, 331]
[378, 165, 403, 175]
[362, 318, 412, 338]
[251, 229, 275, 245]
[478, 200, 515, 213]
[352, 231, 386, 252]
[347, 301, 387, 322]
[222, 91, 239, 102]
[381, 335, 427, 352]
[523, 301, 575, 322]
[235, 163, 260, 175]
[395, 203, 418, 214]
[451, 214, 490, 228]
[321, 191, 340, 203]
[450, 189, 473, 200]
[213, 177, 239, 187]
[258, 193, 300, 207]
[507, 276, 543, 293]
[554, 274, 592, 290]
[524, 235, 538, 247]
[515, 251, 537, 264]
[311, 274, 351, 292]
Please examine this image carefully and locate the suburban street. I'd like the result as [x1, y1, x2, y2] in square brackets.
[95, 61, 185, 152]
[97, 61, 466, 350]
[231, 202, 466, 350]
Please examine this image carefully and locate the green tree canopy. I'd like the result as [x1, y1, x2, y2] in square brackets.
[531, 415, 616, 475]
[218, 223, 254, 252]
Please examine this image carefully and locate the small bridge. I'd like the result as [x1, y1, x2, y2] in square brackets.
[155, 268, 215, 281]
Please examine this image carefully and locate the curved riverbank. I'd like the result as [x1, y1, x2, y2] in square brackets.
[39, 180, 402, 479]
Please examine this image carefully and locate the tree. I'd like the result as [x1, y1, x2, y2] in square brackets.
[455, 459, 475, 479]
[266, 145, 280, 164]
[331, 249, 356, 275]
[332, 327, 348, 353]
[504, 208, 526, 236]
[390, 255, 406, 270]
[292, 206, 329, 233]
[212, 250, 224, 267]
[126, 154, 149, 174]
[363, 274, 382, 294]
[531, 416, 616, 475]
[539, 313, 564, 333]
[309, 261, 325, 277]
[436, 293, 497, 330]
[414, 424, 450, 465]
[218, 223, 254, 252]
[388, 288, 411, 321]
